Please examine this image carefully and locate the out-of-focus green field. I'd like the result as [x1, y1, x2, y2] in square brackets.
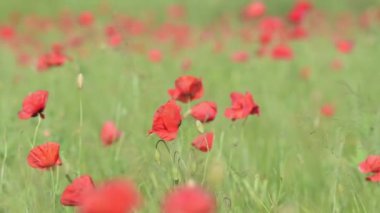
[1, 0, 380, 212]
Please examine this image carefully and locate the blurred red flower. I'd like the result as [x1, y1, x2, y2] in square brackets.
[335, 39, 354, 54]
[78, 11, 94, 27]
[148, 49, 162, 62]
[289, 25, 308, 39]
[27, 142, 62, 169]
[18, 90, 49, 120]
[148, 100, 182, 142]
[271, 44, 293, 60]
[359, 156, 380, 173]
[61, 175, 96, 206]
[320, 104, 335, 117]
[162, 184, 216, 213]
[105, 26, 123, 47]
[242, 1, 266, 20]
[192, 132, 214, 152]
[101, 121, 122, 146]
[359, 156, 380, 182]
[231, 51, 249, 63]
[190, 101, 217, 123]
[225, 92, 260, 121]
[168, 76, 204, 103]
[37, 44, 68, 71]
[0, 26, 15, 41]
[79, 179, 141, 213]
[288, 1, 313, 24]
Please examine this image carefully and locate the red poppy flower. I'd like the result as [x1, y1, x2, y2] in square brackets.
[271, 44, 293, 60]
[335, 40, 354, 54]
[105, 26, 123, 47]
[148, 100, 182, 142]
[148, 49, 162, 62]
[168, 76, 203, 103]
[190, 101, 217, 123]
[101, 121, 122, 146]
[162, 184, 216, 213]
[79, 179, 141, 213]
[288, 1, 313, 24]
[225, 92, 260, 121]
[359, 156, 380, 173]
[18, 90, 49, 120]
[78, 11, 94, 27]
[0, 26, 15, 41]
[231, 51, 249, 63]
[61, 175, 96, 206]
[36, 44, 68, 71]
[27, 142, 62, 169]
[242, 1, 266, 20]
[192, 132, 214, 152]
[259, 31, 272, 46]
[320, 104, 335, 117]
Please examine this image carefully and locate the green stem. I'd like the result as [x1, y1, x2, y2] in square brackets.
[32, 116, 42, 147]
[78, 91, 83, 171]
[50, 169, 56, 212]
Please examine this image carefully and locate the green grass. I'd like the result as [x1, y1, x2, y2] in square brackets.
[1, 1, 380, 212]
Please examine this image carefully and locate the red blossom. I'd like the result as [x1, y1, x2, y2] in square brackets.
[148, 100, 182, 142]
[192, 132, 214, 152]
[271, 44, 293, 60]
[148, 49, 163, 62]
[79, 179, 141, 213]
[27, 142, 62, 170]
[190, 101, 217, 123]
[61, 175, 96, 206]
[225, 92, 260, 121]
[162, 184, 216, 213]
[231, 51, 249, 63]
[18, 90, 49, 120]
[78, 11, 94, 27]
[320, 104, 335, 117]
[100, 121, 122, 146]
[241, 1, 266, 20]
[168, 76, 204, 103]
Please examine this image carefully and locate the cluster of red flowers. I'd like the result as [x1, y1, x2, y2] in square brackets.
[18, 86, 217, 212]
[10, 1, 379, 212]
[0, 0, 368, 73]
[148, 75, 260, 153]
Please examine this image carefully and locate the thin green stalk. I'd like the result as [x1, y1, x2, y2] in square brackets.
[78, 91, 83, 171]
[50, 169, 56, 212]
[31, 116, 42, 147]
[0, 129, 8, 192]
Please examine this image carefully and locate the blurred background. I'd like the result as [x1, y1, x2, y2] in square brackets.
[1, 0, 380, 23]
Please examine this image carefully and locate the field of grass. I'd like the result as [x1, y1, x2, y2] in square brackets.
[1, 0, 380, 212]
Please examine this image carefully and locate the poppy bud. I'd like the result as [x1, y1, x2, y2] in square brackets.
[172, 167, 180, 185]
[77, 73, 84, 89]
[195, 120, 205, 134]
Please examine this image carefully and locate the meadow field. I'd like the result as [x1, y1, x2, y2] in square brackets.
[1, 0, 380, 212]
